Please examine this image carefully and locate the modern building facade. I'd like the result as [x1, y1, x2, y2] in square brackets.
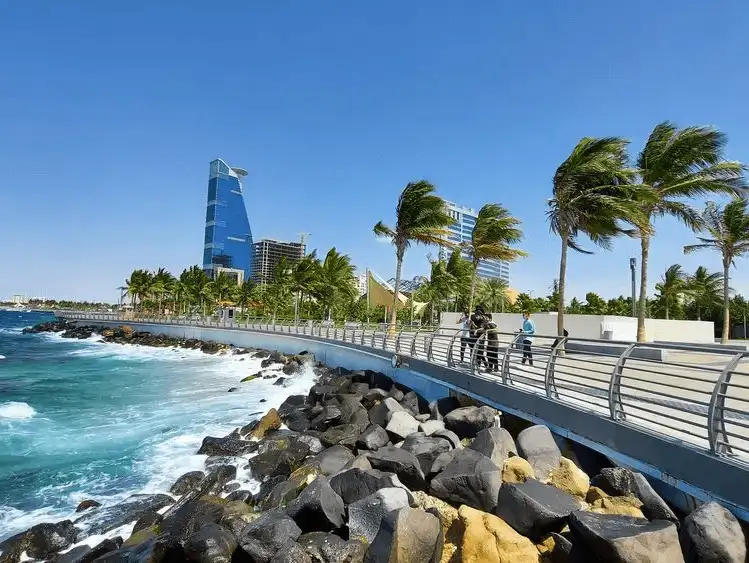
[252, 239, 306, 285]
[438, 200, 510, 282]
[202, 159, 253, 284]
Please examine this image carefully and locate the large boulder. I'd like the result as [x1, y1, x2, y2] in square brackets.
[297, 434, 325, 455]
[183, 522, 237, 563]
[285, 476, 345, 532]
[399, 391, 421, 417]
[309, 405, 343, 431]
[0, 520, 78, 561]
[365, 507, 442, 563]
[385, 411, 420, 442]
[400, 434, 452, 475]
[320, 424, 361, 448]
[679, 501, 746, 563]
[502, 457, 535, 483]
[269, 542, 312, 563]
[75, 499, 102, 513]
[246, 440, 309, 481]
[298, 532, 367, 563]
[549, 457, 590, 499]
[458, 505, 540, 563]
[170, 471, 206, 496]
[362, 388, 389, 409]
[74, 494, 174, 538]
[367, 446, 426, 491]
[329, 468, 413, 505]
[432, 429, 462, 450]
[356, 424, 390, 451]
[249, 409, 282, 439]
[590, 467, 678, 524]
[516, 425, 561, 481]
[419, 420, 445, 436]
[278, 395, 308, 418]
[569, 510, 684, 563]
[198, 436, 258, 457]
[348, 488, 412, 545]
[207, 464, 238, 495]
[495, 480, 581, 540]
[428, 451, 457, 478]
[368, 398, 405, 427]
[589, 496, 645, 518]
[285, 410, 311, 432]
[238, 509, 302, 563]
[412, 491, 462, 563]
[55, 538, 123, 563]
[468, 428, 517, 467]
[429, 448, 502, 512]
[444, 406, 496, 439]
[313, 445, 355, 476]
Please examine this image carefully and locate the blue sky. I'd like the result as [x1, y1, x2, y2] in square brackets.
[2, 1, 749, 302]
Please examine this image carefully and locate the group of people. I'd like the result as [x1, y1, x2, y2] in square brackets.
[457, 306, 536, 372]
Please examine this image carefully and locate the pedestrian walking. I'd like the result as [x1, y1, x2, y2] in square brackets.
[457, 310, 471, 363]
[519, 310, 536, 366]
[485, 314, 499, 372]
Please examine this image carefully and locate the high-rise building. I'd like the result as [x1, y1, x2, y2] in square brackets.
[439, 200, 510, 282]
[202, 159, 254, 284]
[252, 239, 306, 285]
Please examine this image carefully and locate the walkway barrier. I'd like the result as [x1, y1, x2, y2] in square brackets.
[53, 311, 749, 471]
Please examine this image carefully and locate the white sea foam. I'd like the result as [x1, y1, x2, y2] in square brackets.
[0, 401, 36, 420]
[0, 355, 5, 360]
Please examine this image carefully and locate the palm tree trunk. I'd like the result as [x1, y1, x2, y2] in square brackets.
[389, 246, 404, 330]
[468, 264, 478, 313]
[665, 294, 670, 321]
[636, 235, 650, 342]
[557, 235, 568, 337]
[722, 260, 730, 344]
[697, 307, 701, 322]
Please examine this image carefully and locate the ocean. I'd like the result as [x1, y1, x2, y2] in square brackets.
[0, 310, 314, 543]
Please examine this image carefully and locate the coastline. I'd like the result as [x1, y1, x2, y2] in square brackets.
[1, 321, 744, 562]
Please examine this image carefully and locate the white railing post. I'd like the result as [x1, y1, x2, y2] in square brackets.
[608, 343, 637, 421]
[708, 352, 746, 455]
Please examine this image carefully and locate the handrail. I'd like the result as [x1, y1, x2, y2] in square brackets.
[53, 311, 749, 471]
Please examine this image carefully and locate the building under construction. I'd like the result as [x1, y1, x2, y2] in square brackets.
[252, 239, 306, 285]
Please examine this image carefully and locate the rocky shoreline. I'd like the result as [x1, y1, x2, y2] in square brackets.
[3, 324, 747, 562]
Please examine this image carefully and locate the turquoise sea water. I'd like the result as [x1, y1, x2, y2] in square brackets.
[0, 311, 313, 542]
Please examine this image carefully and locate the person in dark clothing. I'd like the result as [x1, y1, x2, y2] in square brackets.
[470, 306, 488, 369]
[457, 310, 471, 363]
[485, 314, 500, 372]
[552, 328, 569, 350]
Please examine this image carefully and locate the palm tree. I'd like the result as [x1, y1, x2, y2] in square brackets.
[684, 199, 749, 342]
[152, 267, 175, 315]
[463, 203, 526, 312]
[478, 278, 510, 313]
[654, 264, 688, 320]
[445, 249, 473, 311]
[414, 259, 455, 324]
[236, 279, 256, 314]
[314, 247, 357, 320]
[547, 137, 648, 336]
[180, 266, 210, 315]
[374, 181, 454, 329]
[293, 252, 320, 321]
[266, 257, 294, 322]
[685, 266, 724, 322]
[634, 122, 747, 341]
[125, 269, 153, 312]
[205, 272, 237, 311]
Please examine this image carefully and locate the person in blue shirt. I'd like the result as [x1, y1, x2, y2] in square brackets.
[519, 310, 536, 366]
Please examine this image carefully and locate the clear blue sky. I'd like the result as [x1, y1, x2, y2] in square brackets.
[2, 1, 748, 302]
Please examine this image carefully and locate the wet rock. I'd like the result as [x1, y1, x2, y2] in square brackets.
[246, 440, 309, 481]
[348, 488, 412, 545]
[278, 395, 308, 418]
[226, 490, 252, 503]
[264, 479, 304, 510]
[365, 507, 442, 563]
[385, 411, 419, 442]
[349, 382, 370, 396]
[367, 446, 426, 491]
[496, 479, 581, 540]
[75, 499, 102, 513]
[309, 405, 343, 431]
[432, 429, 462, 450]
[253, 476, 287, 507]
[590, 467, 678, 524]
[249, 409, 282, 440]
[680, 501, 746, 563]
[502, 456, 535, 483]
[269, 541, 312, 563]
[132, 510, 163, 534]
[198, 436, 258, 457]
[74, 494, 174, 538]
[429, 448, 502, 512]
[238, 509, 302, 563]
[517, 425, 562, 481]
[169, 471, 206, 497]
[443, 405, 496, 439]
[183, 522, 237, 563]
[0, 520, 78, 560]
[286, 476, 345, 532]
[207, 464, 237, 494]
[362, 388, 388, 409]
[314, 445, 355, 476]
[54, 537, 123, 563]
[549, 457, 590, 499]
[298, 434, 325, 455]
[223, 482, 241, 494]
[298, 532, 367, 563]
[309, 384, 342, 403]
[468, 427, 517, 467]
[282, 360, 301, 375]
[329, 468, 413, 505]
[227, 387, 238, 392]
[368, 397, 405, 427]
[459, 505, 539, 563]
[356, 424, 390, 451]
[419, 420, 445, 436]
[320, 424, 361, 448]
[273, 377, 289, 386]
[399, 434, 452, 475]
[285, 410, 311, 432]
[569, 510, 683, 562]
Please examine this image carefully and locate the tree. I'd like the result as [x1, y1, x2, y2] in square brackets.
[152, 267, 175, 315]
[685, 266, 724, 321]
[653, 264, 688, 320]
[236, 279, 256, 314]
[373, 181, 454, 328]
[581, 292, 608, 315]
[477, 278, 510, 313]
[265, 258, 294, 321]
[547, 137, 647, 336]
[204, 272, 237, 310]
[463, 203, 526, 312]
[292, 252, 320, 321]
[313, 247, 357, 320]
[125, 269, 153, 312]
[445, 249, 473, 312]
[634, 122, 746, 341]
[180, 266, 210, 315]
[684, 199, 749, 342]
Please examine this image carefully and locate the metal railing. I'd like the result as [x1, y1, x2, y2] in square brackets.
[54, 311, 749, 470]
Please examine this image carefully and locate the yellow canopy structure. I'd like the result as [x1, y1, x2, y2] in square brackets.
[365, 271, 428, 315]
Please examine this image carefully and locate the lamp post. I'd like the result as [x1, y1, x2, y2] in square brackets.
[629, 258, 637, 317]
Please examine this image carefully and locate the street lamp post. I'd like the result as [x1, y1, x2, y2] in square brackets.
[629, 258, 637, 317]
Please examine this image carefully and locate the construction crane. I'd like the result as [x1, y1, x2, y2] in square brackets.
[298, 232, 311, 253]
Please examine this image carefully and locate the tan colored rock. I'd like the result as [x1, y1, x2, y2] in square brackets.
[549, 457, 590, 498]
[413, 491, 463, 563]
[586, 486, 609, 503]
[289, 463, 321, 489]
[119, 325, 134, 338]
[249, 408, 282, 439]
[502, 456, 535, 483]
[459, 505, 540, 563]
[536, 535, 556, 556]
[589, 496, 645, 519]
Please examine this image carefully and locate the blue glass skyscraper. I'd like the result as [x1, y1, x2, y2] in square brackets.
[202, 159, 253, 283]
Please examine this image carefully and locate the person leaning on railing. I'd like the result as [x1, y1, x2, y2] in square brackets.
[457, 310, 471, 363]
[485, 314, 500, 373]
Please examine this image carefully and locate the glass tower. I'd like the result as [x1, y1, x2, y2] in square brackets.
[438, 200, 511, 282]
[202, 159, 253, 283]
